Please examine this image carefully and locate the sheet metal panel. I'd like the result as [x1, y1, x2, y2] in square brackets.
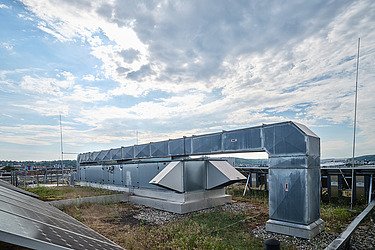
[85, 165, 103, 184]
[113, 165, 123, 186]
[149, 161, 184, 192]
[206, 161, 246, 189]
[90, 151, 100, 162]
[150, 141, 169, 157]
[134, 144, 151, 158]
[79, 166, 86, 181]
[122, 164, 139, 188]
[138, 163, 163, 189]
[99, 150, 111, 161]
[307, 136, 320, 157]
[268, 168, 306, 224]
[263, 123, 306, 155]
[169, 138, 185, 156]
[293, 122, 319, 138]
[78, 121, 316, 164]
[192, 133, 222, 154]
[122, 146, 134, 159]
[111, 148, 122, 160]
[268, 167, 320, 225]
[108, 166, 116, 185]
[184, 161, 205, 192]
[269, 156, 308, 169]
[223, 128, 262, 151]
[184, 137, 192, 155]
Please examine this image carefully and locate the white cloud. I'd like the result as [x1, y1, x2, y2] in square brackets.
[82, 74, 97, 81]
[65, 85, 109, 103]
[0, 3, 10, 9]
[0, 124, 60, 145]
[22, 0, 150, 82]
[14, 101, 70, 117]
[0, 42, 14, 51]
[5, 0, 375, 158]
[37, 23, 68, 42]
[20, 74, 74, 96]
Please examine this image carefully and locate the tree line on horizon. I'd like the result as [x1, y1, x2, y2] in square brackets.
[0, 160, 77, 168]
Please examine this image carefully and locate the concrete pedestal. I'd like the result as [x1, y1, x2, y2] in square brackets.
[266, 218, 324, 239]
[130, 190, 232, 214]
[77, 181, 232, 214]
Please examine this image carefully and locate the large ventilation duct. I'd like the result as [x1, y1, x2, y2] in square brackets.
[78, 121, 323, 238]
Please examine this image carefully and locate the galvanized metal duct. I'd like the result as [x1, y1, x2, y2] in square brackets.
[78, 121, 322, 237]
[77, 121, 318, 164]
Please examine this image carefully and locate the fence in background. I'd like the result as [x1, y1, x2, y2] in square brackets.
[0, 168, 75, 187]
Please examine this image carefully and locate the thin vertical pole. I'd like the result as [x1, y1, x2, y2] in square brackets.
[243, 172, 251, 196]
[369, 174, 373, 204]
[351, 38, 360, 210]
[59, 113, 64, 186]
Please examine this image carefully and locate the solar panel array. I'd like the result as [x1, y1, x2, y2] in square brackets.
[0, 179, 40, 198]
[0, 183, 124, 250]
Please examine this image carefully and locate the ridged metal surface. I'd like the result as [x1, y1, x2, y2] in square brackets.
[0, 185, 123, 250]
[78, 121, 317, 164]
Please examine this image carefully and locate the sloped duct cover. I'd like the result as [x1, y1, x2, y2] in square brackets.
[149, 161, 184, 192]
[207, 161, 246, 189]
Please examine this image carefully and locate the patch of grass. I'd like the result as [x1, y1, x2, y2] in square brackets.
[141, 211, 264, 250]
[321, 204, 362, 233]
[226, 184, 268, 206]
[62, 202, 267, 250]
[25, 186, 118, 201]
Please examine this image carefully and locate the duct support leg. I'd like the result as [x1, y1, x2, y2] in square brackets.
[352, 171, 357, 205]
[365, 175, 370, 201]
[369, 175, 373, 204]
[266, 155, 324, 239]
[256, 173, 260, 188]
[264, 173, 268, 191]
[243, 173, 251, 196]
[338, 175, 343, 197]
[327, 175, 331, 202]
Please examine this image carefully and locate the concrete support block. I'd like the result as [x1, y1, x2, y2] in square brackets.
[130, 194, 232, 214]
[76, 181, 231, 214]
[130, 188, 231, 214]
[266, 218, 324, 239]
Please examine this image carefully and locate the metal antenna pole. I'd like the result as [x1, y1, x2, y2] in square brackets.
[136, 130, 139, 145]
[59, 113, 64, 185]
[351, 38, 360, 210]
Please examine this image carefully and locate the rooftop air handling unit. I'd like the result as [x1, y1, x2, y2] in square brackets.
[77, 121, 324, 239]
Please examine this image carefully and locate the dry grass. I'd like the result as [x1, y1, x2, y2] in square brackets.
[61, 201, 268, 249]
[58, 184, 361, 249]
[25, 186, 118, 201]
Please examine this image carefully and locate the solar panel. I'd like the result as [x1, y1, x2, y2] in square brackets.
[0, 184, 124, 250]
[0, 179, 39, 198]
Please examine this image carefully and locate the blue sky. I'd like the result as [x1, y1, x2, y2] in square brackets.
[0, 0, 374, 161]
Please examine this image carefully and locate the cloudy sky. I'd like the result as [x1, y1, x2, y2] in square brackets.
[0, 0, 374, 161]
